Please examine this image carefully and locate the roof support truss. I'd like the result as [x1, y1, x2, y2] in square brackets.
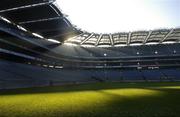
[109, 34, 114, 46]
[18, 16, 64, 24]
[127, 32, 131, 45]
[0, 0, 55, 13]
[143, 30, 152, 44]
[80, 33, 94, 44]
[49, 4, 61, 16]
[95, 34, 103, 46]
[160, 29, 174, 43]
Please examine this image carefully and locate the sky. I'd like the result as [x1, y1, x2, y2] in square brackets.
[57, 0, 180, 33]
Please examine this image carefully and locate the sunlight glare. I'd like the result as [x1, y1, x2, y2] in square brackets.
[57, 0, 179, 33]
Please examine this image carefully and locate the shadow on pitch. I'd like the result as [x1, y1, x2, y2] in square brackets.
[0, 82, 180, 96]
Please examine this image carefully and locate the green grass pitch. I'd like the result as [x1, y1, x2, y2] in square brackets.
[0, 82, 180, 117]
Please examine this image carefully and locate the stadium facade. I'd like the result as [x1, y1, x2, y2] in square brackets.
[0, 0, 180, 89]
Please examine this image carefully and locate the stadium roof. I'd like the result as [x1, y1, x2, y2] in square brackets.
[0, 0, 180, 47]
[65, 28, 180, 47]
[0, 0, 80, 41]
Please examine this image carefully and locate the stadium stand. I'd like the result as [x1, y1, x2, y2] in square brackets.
[0, 0, 180, 89]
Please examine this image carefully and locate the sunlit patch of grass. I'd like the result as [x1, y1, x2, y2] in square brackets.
[157, 86, 180, 89]
[102, 88, 162, 97]
[0, 82, 180, 117]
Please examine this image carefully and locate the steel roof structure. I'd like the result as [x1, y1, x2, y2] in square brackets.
[65, 28, 180, 47]
[0, 0, 80, 41]
[0, 0, 180, 47]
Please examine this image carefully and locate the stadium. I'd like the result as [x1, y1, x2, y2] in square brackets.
[0, 0, 180, 117]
